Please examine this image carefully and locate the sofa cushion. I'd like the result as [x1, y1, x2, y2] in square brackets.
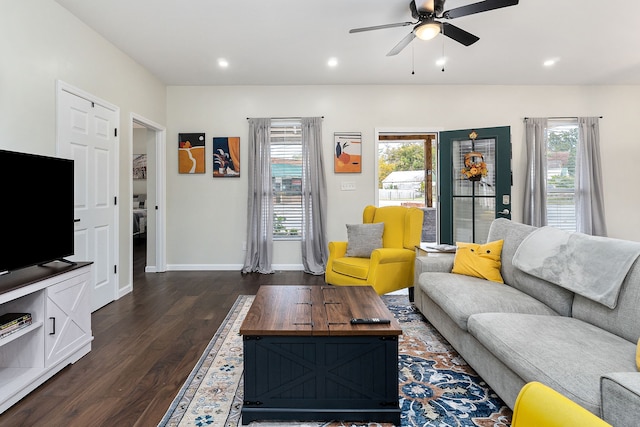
[468, 312, 637, 415]
[572, 257, 640, 344]
[345, 222, 384, 257]
[512, 226, 640, 309]
[487, 219, 575, 317]
[487, 219, 536, 286]
[509, 269, 575, 317]
[331, 256, 370, 280]
[418, 272, 558, 331]
[452, 240, 504, 283]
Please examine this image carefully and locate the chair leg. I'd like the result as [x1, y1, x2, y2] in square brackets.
[408, 286, 414, 302]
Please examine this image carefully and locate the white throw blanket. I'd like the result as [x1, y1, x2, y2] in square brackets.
[513, 227, 640, 309]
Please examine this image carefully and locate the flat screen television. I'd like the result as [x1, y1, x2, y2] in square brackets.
[0, 149, 74, 274]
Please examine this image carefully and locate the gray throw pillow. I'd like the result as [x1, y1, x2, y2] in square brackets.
[345, 222, 384, 257]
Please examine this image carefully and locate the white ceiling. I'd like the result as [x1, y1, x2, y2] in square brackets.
[55, 0, 640, 86]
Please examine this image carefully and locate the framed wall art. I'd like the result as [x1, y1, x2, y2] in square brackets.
[213, 137, 240, 177]
[132, 154, 147, 180]
[334, 132, 362, 173]
[178, 132, 206, 174]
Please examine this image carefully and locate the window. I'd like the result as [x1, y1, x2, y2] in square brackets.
[546, 119, 577, 231]
[270, 120, 302, 239]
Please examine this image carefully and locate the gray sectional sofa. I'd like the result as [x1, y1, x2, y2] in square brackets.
[413, 218, 640, 427]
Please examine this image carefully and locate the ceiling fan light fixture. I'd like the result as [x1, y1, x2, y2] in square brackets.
[414, 21, 441, 41]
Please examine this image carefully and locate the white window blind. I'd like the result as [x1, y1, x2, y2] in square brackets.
[270, 120, 302, 239]
[546, 119, 577, 231]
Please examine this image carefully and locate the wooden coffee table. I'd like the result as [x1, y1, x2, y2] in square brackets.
[240, 285, 402, 425]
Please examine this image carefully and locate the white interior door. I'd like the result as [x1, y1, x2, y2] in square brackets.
[57, 83, 119, 312]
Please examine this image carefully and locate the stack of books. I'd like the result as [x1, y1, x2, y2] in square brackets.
[0, 313, 33, 339]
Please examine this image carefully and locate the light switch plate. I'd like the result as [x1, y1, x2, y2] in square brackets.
[341, 181, 356, 191]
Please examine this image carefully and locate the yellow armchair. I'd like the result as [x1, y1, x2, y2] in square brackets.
[512, 382, 612, 427]
[325, 205, 423, 295]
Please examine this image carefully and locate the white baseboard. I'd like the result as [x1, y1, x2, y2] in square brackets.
[165, 263, 305, 271]
[118, 284, 133, 299]
[167, 264, 243, 271]
[272, 264, 305, 271]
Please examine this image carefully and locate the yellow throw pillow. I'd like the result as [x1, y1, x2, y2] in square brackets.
[636, 339, 640, 371]
[452, 240, 504, 283]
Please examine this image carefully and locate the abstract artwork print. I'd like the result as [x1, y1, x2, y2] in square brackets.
[213, 137, 240, 177]
[179, 133, 206, 174]
[334, 132, 362, 173]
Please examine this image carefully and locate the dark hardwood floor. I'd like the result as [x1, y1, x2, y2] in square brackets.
[0, 239, 325, 426]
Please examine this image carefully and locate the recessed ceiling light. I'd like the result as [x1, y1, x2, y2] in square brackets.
[327, 57, 338, 68]
[218, 58, 229, 68]
[543, 58, 558, 67]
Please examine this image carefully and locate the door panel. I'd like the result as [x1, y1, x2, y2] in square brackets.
[57, 87, 118, 312]
[439, 126, 511, 244]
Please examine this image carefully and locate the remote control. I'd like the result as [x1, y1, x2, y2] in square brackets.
[350, 318, 391, 324]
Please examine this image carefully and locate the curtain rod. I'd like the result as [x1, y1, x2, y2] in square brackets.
[246, 116, 324, 120]
[523, 116, 603, 120]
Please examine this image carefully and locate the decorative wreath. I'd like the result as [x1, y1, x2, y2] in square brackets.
[461, 151, 488, 181]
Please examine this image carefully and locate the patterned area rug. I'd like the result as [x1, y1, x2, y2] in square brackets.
[158, 294, 512, 427]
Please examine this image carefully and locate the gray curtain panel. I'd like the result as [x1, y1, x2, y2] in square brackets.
[242, 118, 274, 274]
[523, 117, 549, 226]
[576, 117, 607, 236]
[300, 117, 328, 275]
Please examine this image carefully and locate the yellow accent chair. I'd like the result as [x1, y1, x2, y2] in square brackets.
[512, 382, 612, 427]
[325, 205, 424, 295]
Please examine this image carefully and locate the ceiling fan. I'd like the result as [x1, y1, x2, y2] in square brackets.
[349, 0, 519, 56]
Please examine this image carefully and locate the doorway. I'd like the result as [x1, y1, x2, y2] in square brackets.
[376, 126, 512, 246]
[376, 128, 439, 242]
[130, 114, 166, 279]
[56, 81, 119, 312]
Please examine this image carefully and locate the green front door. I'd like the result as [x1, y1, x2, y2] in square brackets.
[439, 126, 512, 244]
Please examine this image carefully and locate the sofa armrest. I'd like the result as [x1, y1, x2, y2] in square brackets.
[415, 254, 455, 273]
[370, 247, 414, 264]
[414, 254, 456, 286]
[513, 381, 611, 427]
[600, 372, 640, 427]
[328, 241, 348, 258]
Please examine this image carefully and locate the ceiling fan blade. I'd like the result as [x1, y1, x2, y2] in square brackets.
[444, 0, 518, 19]
[441, 22, 479, 46]
[386, 32, 417, 56]
[349, 22, 414, 33]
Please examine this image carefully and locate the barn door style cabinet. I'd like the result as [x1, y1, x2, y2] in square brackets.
[0, 263, 92, 414]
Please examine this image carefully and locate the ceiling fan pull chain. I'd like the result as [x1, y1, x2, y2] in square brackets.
[411, 44, 415, 75]
[441, 34, 446, 72]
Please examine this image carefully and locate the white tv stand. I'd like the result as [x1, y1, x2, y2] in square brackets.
[0, 262, 93, 414]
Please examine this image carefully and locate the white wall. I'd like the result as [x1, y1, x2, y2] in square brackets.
[0, 0, 166, 290]
[167, 85, 640, 269]
[2, 1, 638, 274]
